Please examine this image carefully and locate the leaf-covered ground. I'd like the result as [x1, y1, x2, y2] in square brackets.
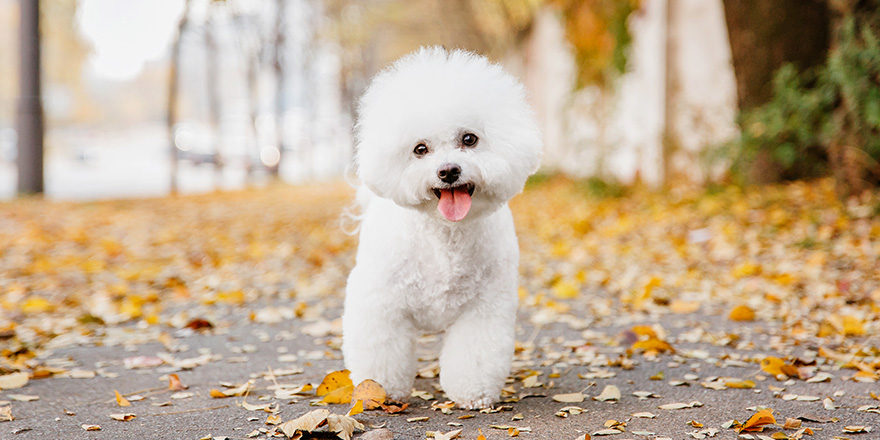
[1, 177, 879, 439]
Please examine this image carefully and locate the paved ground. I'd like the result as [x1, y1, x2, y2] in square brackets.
[3, 295, 878, 440]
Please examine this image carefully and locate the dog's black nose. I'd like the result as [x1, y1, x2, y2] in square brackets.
[437, 163, 461, 184]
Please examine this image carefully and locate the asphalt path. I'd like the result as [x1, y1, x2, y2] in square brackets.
[3, 293, 877, 440]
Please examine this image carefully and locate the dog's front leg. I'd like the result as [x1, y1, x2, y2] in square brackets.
[341, 294, 417, 401]
[438, 293, 516, 410]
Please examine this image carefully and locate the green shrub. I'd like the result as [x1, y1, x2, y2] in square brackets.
[725, 16, 880, 195]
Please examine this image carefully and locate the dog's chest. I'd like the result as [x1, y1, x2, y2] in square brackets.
[396, 232, 494, 329]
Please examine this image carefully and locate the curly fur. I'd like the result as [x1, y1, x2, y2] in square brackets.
[341, 47, 542, 409]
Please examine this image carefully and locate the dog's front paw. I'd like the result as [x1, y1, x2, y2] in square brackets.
[456, 397, 494, 410]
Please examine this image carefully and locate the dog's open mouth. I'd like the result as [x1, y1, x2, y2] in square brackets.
[433, 183, 475, 222]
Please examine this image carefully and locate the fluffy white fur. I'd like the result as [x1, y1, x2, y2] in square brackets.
[341, 47, 542, 409]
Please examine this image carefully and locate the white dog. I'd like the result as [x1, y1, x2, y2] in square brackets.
[341, 47, 542, 409]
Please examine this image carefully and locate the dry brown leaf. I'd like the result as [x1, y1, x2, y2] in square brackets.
[327, 413, 364, 440]
[379, 402, 409, 414]
[351, 379, 386, 410]
[278, 409, 329, 438]
[552, 392, 585, 403]
[109, 413, 136, 421]
[81, 424, 101, 431]
[0, 372, 29, 390]
[593, 385, 621, 402]
[783, 418, 802, 429]
[8, 394, 39, 402]
[0, 406, 13, 422]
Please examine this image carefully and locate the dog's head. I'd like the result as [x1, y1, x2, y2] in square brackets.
[354, 47, 542, 222]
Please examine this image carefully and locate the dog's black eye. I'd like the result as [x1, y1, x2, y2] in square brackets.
[461, 133, 478, 147]
[413, 143, 429, 157]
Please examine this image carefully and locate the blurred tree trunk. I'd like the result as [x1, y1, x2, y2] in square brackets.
[206, 7, 223, 189]
[17, 0, 44, 195]
[723, 0, 831, 111]
[723, 0, 832, 183]
[271, 0, 287, 177]
[168, 0, 192, 195]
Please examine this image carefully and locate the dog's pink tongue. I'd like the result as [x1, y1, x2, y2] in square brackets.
[437, 187, 472, 222]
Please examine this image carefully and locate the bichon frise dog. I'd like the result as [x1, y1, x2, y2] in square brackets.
[341, 47, 542, 410]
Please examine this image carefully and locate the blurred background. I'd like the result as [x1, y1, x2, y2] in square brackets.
[1, 0, 878, 200]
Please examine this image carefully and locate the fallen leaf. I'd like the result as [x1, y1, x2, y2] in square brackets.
[729, 305, 755, 321]
[0, 372, 29, 390]
[317, 370, 353, 397]
[658, 401, 703, 410]
[593, 385, 621, 402]
[632, 412, 656, 418]
[115, 390, 131, 407]
[109, 413, 136, 421]
[843, 425, 872, 433]
[351, 379, 386, 410]
[783, 418, 802, 429]
[81, 424, 101, 431]
[740, 409, 776, 432]
[184, 318, 213, 331]
[553, 393, 585, 403]
[346, 400, 364, 416]
[379, 402, 409, 414]
[278, 409, 330, 438]
[8, 394, 39, 402]
[428, 429, 462, 440]
[0, 406, 12, 422]
[760, 357, 798, 378]
[168, 373, 187, 391]
[725, 379, 756, 389]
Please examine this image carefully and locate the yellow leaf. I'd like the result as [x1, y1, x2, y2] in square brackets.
[216, 290, 246, 305]
[739, 408, 776, 432]
[317, 370, 353, 397]
[760, 357, 798, 378]
[632, 338, 674, 354]
[210, 388, 229, 398]
[725, 379, 756, 389]
[346, 399, 364, 416]
[631, 325, 658, 339]
[551, 280, 579, 299]
[729, 305, 755, 321]
[351, 379, 386, 410]
[732, 262, 761, 278]
[477, 429, 487, 440]
[114, 390, 131, 407]
[322, 385, 354, 404]
[265, 414, 282, 425]
[843, 316, 865, 336]
[21, 297, 53, 314]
